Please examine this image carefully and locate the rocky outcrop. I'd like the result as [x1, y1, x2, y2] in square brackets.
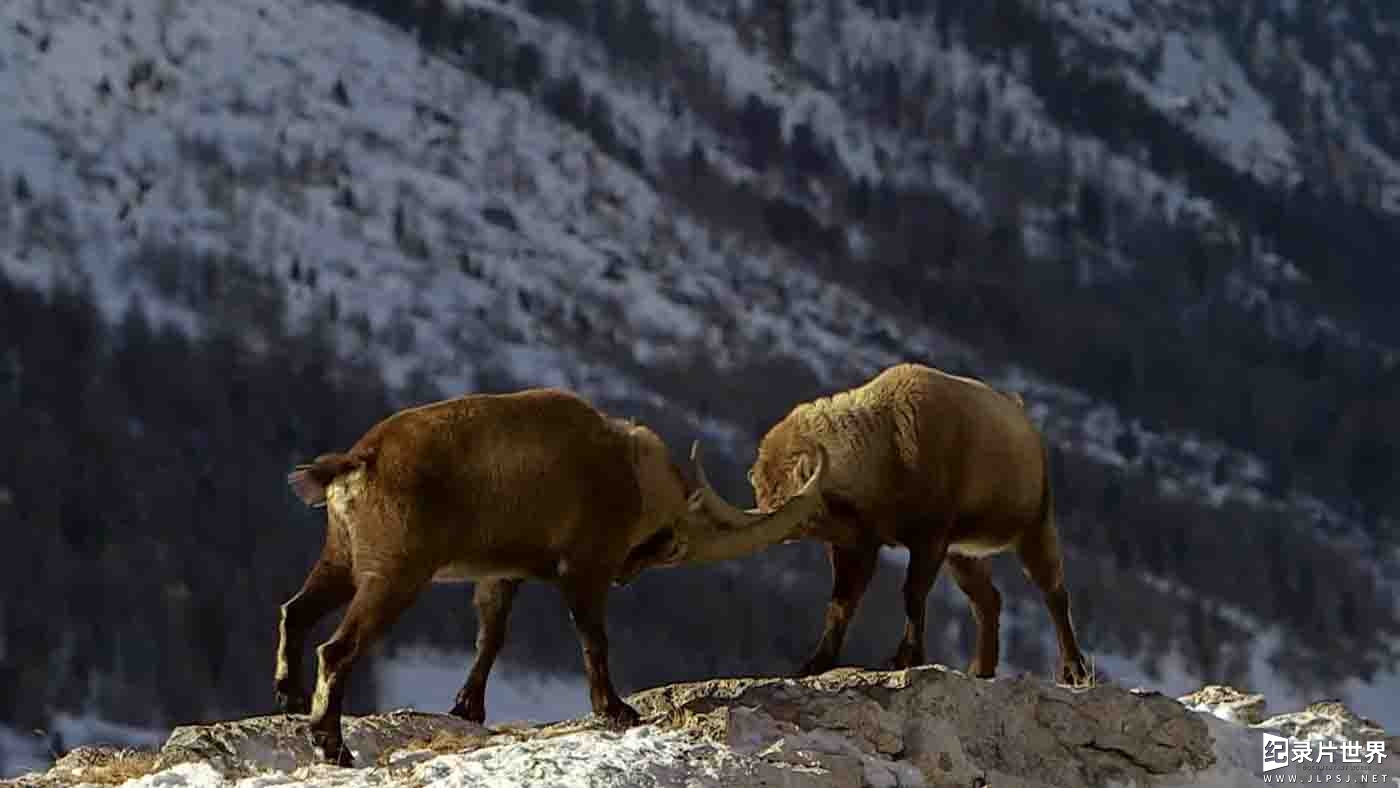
[7, 667, 1399, 787]
[629, 667, 1217, 787]
[155, 709, 489, 775]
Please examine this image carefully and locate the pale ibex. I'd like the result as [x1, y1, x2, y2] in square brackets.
[278, 387, 827, 765]
[746, 363, 1090, 685]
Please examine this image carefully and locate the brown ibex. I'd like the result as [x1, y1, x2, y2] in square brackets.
[745, 363, 1090, 685]
[277, 387, 826, 765]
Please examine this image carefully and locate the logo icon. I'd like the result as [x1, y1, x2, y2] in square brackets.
[1262, 733, 1290, 772]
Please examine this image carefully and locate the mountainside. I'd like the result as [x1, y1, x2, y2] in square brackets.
[2, 0, 1399, 772]
[11, 667, 1400, 788]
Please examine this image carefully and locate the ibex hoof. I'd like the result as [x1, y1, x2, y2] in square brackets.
[794, 659, 833, 678]
[448, 699, 486, 724]
[328, 746, 354, 768]
[599, 702, 641, 731]
[967, 664, 996, 679]
[887, 647, 924, 671]
[311, 731, 354, 767]
[1057, 655, 1094, 688]
[275, 690, 310, 715]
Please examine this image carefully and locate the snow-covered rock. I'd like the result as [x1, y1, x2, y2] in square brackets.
[1180, 684, 1269, 725]
[11, 667, 1399, 787]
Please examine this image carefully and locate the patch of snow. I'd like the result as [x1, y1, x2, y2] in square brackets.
[48, 711, 167, 752]
[0, 724, 50, 780]
[377, 645, 591, 726]
[410, 725, 726, 788]
[1049, 2, 1302, 187]
[111, 726, 733, 788]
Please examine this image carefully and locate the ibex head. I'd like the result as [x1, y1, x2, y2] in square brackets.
[614, 437, 828, 584]
[679, 438, 828, 561]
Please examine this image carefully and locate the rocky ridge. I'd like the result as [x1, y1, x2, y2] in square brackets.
[9, 666, 1399, 788]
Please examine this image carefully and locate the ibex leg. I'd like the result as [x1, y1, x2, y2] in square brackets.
[275, 558, 354, 714]
[946, 553, 1002, 678]
[796, 541, 879, 676]
[308, 572, 422, 766]
[450, 578, 522, 723]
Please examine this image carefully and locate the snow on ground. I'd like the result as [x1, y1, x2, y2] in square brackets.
[402, 724, 747, 788]
[106, 724, 728, 788]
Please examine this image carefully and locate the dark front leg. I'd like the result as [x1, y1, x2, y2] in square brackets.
[946, 553, 1002, 678]
[450, 578, 522, 723]
[797, 541, 879, 676]
[558, 572, 640, 730]
[275, 559, 354, 714]
[889, 535, 949, 670]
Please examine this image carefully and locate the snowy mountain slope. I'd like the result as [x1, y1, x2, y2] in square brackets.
[1, 0, 1369, 528]
[1049, 0, 1400, 209]
[623, 0, 1399, 358]
[2, 0, 1398, 750]
[1051, 0, 1304, 185]
[1, 0, 970, 448]
[1036, 0, 1400, 352]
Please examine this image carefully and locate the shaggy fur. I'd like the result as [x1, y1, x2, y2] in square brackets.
[749, 363, 1090, 684]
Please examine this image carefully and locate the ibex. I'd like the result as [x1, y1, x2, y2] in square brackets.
[277, 387, 826, 765]
[746, 363, 1090, 685]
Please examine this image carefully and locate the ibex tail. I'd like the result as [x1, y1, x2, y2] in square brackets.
[287, 451, 371, 508]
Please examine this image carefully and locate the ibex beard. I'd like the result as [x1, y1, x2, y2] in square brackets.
[277, 387, 827, 766]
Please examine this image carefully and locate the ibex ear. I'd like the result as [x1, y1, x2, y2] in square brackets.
[792, 445, 818, 482]
[790, 457, 806, 485]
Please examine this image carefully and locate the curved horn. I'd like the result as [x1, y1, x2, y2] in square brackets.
[676, 440, 827, 565]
